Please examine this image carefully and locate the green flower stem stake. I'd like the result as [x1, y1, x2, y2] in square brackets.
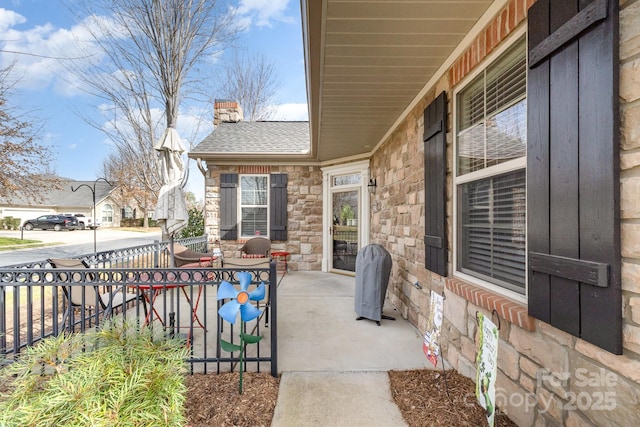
[217, 271, 266, 394]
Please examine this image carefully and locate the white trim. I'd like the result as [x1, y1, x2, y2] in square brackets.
[455, 157, 526, 185]
[321, 160, 371, 272]
[101, 203, 114, 223]
[322, 160, 369, 177]
[238, 174, 270, 239]
[452, 31, 528, 301]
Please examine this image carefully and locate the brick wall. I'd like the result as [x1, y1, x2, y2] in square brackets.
[370, 1, 640, 425]
[449, 0, 534, 87]
[202, 164, 323, 271]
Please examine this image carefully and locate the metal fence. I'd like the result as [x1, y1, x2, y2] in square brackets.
[2, 235, 209, 270]
[0, 236, 278, 376]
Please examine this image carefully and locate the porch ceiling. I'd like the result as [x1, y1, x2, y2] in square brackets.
[302, 0, 495, 163]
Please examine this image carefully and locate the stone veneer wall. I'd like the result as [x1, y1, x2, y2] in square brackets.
[370, 0, 640, 426]
[202, 164, 323, 271]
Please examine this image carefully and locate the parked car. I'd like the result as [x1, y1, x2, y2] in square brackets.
[65, 213, 101, 230]
[22, 215, 79, 231]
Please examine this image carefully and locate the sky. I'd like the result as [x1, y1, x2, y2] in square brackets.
[0, 0, 309, 200]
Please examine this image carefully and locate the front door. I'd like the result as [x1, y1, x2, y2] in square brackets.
[331, 188, 359, 272]
[322, 161, 372, 273]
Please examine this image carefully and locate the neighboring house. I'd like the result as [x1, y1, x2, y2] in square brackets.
[0, 180, 140, 229]
[191, 100, 319, 265]
[191, 1, 640, 425]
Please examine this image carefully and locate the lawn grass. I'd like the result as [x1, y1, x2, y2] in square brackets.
[0, 236, 57, 251]
[0, 237, 40, 245]
[0, 236, 41, 248]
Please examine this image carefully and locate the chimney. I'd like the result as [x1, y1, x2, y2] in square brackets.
[214, 99, 243, 126]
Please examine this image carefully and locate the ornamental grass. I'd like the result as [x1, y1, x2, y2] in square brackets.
[0, 318, 189, 427]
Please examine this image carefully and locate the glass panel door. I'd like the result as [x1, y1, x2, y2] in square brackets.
[322, 160, 370, 273]
[331, 190, 359, 272]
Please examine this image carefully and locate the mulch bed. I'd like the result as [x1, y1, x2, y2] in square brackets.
[388, 369, 518, 427]
[184, 372, 279, 427]
[185, 370, 518, 427]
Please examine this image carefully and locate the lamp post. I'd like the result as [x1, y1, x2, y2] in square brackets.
[71, 178, 113, 254]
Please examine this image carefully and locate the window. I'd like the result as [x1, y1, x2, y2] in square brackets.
[239, 175, 269, 237]
[220, 173, 287, 241]
[455, 37, 527, 295]
[102, 204, 113, 223]
[124, 206, 134, 219]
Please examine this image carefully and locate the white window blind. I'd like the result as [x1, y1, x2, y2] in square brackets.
[458, 170, 526, 292]
[457, 39, 527, 176]
[240, 175, 268, 237]
[455, 36, 527, 294]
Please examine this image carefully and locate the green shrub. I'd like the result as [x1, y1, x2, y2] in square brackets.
[1, 217, 21, 230]
[0, 319, 189, 426]
[120, 218, 159, 228]
[121, 218, 145, 227]
[178, 208, 204, 239]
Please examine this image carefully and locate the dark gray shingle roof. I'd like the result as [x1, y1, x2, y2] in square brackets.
[0, 181, 115, 208]
[192, 121, 310, 154]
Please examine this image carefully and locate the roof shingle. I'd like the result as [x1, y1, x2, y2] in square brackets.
[192, 121, 310, 154]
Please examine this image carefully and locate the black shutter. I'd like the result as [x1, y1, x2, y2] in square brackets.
[527, 0, 620, 353]
[220, 173, 238, 240]
[423, 91, 448, 276]
[270, 174, 288, 241]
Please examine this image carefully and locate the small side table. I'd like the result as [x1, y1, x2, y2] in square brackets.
[271, 251, 290, 274]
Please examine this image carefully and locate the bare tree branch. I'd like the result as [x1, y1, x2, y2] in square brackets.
[0, 64, 61, 201]
[218, 50, 281, 121]
[74, 0, 237, 127]
[65, 0, 238, 231]
[101, 152, 154, 227]
[0, 49, 93, 60]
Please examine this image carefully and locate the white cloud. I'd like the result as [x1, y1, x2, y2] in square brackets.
[0, 8, 26, 32]
[42, 132, 60, 142]
[236, 0, 293, 28]
[270, 103, 308, 121]
[0, 11, 110, 95]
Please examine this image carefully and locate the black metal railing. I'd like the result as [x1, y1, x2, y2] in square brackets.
[2, 235, 209, 270]
[0, 259, 278, 376]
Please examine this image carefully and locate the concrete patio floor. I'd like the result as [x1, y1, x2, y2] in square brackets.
[276, 271, 431, 372]
[272, 271, 438, 427]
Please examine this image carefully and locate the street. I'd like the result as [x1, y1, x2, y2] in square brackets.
[0, 228, 162, 267]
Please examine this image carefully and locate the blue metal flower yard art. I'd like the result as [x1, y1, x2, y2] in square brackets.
[218, 272, 265, 324]
[217, 271, 266, 394]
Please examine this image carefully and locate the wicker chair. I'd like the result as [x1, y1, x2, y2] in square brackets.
[240, 237, 271, 259]
[168, 243, 215, 267]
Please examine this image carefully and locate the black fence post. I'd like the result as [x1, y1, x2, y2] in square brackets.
[154, 240, 160, 268]
[270, 261, 278, 377]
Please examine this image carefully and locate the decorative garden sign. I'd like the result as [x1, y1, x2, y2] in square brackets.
[422, 292, 444, 366]
[475, 312, 498, 427]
